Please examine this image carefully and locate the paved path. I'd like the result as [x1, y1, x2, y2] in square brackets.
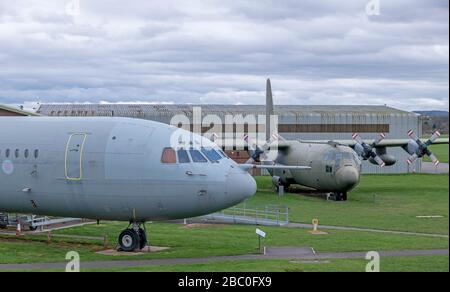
[422, 162, 449, 174]
[0, 248, 447, 271]
[286, 223, 449, 238]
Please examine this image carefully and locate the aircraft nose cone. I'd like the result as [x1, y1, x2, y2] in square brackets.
[336, 166, 360, 191]
[227, 172, 257, 202]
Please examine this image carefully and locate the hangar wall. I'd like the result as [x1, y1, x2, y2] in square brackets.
[36, 104, 423, 174]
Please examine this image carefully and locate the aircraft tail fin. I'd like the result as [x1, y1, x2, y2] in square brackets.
[266, 78, 275, 139]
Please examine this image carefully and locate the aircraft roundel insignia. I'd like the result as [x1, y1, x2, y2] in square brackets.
[2, 160, 14, 175]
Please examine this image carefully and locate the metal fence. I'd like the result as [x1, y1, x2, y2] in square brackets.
[201, 204, 289, 226]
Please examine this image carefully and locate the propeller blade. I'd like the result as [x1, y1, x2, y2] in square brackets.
[245, 157, 255, 164]
[372, 133, 386, 146]
[373, 155, 386, 167]
[352, 133, 364, 145]
[260, 133, 279, 152]
[406, 153, 418, 165]
[370, 150, 386, 167]
[407, 129, 420, 142]
[243, 134, 257, 151]
[427, 151, 440, 166]
[427, 131, 441, 144]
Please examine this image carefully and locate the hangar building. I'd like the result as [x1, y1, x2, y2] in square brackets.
[0, 104, 39, 116]
[35, 104, 424, 174]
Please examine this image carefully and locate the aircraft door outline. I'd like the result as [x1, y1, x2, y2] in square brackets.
[65, 133, 87, 181]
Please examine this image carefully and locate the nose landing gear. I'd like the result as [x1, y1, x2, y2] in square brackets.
[329, 192, 348, 201]
[118, 222, 148, 252]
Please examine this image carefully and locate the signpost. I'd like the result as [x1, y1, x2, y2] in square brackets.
[256, 228, 266, 254]
[312, 219, 319, 233]
[309, 218, 328, 235]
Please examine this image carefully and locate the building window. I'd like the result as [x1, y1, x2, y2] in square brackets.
[161, 148, 177, 164]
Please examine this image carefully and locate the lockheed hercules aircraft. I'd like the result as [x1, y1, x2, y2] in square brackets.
[0, 117, 260, 251]
[244, 79, 449, 201]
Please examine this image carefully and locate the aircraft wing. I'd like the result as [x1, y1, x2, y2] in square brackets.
[238, 164, 311, 172]
[299, 138, 449, 148]
[219, 139, 292, 151]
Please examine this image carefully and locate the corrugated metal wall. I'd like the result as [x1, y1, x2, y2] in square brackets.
[37, 104, 421, 174]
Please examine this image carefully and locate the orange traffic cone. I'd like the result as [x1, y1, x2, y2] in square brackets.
[16, 220, 22, 236]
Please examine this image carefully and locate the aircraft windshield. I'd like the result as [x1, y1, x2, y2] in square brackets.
[189, 149, 208, 163]
[177, 149, 191, 163]
[325, 151, 360, 170]
[201, 148, 222, 162]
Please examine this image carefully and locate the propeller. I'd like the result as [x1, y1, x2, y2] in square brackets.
[352, 133, 386, 167]
[406, 130, 441, 166]
[243, 133, 279, 164]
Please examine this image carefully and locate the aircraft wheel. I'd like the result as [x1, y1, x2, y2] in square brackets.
[138, 228, 148, 250]
[118, 229, 139, 252]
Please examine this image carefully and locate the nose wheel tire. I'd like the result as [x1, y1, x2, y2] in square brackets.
[118, 229, 140, 252]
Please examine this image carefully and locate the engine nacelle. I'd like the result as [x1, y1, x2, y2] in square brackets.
[354, 143, 365, 157]
[369, 154, 397, 166]
[403, 140, 420, 156]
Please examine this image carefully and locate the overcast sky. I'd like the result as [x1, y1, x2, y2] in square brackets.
[0, 0, 448, 111]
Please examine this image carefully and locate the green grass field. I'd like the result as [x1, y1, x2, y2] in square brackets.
[79, 256, 450, 272]
[12, 256, 450, 272]
[423, 144, 449, 163]
[1, 221, 448, 265]
[246, 174, 449, 234]
[0, 173, 448, 271]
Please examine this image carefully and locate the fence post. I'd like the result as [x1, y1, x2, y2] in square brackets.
[103, 235, 108, 248]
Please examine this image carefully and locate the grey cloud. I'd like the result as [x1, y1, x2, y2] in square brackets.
[0, 0, 448, 111]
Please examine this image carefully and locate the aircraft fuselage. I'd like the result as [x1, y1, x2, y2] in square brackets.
[0, 117, 256, 222]
[272, 141, 361, 193]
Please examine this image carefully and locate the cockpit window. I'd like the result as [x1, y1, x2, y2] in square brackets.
[201, 148, 222, 162]
[189, 149, 208, 163]
[324, 151, 335, 162]
[161, 148, 177, 164]
[177, 149, 191, 163]
[335, 153, 343, 169]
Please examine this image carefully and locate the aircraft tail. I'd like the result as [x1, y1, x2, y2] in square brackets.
[266, 78, 275, 139]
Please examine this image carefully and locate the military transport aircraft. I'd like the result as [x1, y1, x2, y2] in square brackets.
[0, 117, 262, 251]
[244, 79, 449, 201]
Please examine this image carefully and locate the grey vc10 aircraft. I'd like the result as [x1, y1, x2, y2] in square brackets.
[0, 117, 259, 251]
[245, 79, 449, 201]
